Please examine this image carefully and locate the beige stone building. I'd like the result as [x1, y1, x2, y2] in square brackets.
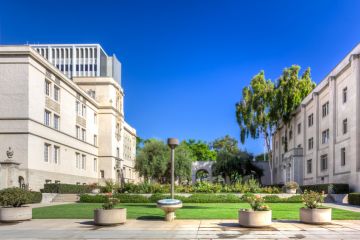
[272, 43, 360, 191]
[0, 44, 139, 191]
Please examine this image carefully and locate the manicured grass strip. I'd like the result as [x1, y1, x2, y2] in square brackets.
[32, 203, 360, 220]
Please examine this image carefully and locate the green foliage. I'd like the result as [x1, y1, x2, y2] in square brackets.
[0, 187, 30, 207]
[242, 194, 270, 211]
[349, 193, 360, 206]
[302, 190, 324, 209]
[27, 191, 42, 203]
[101, 180, 120, 193]
[172, 142, 195, 183]
[184, 139, 217, 161]
[80, 194, 108, 203]
[121, 182, 169, 194]
[286, 195, 303, 203]
[42, 183, 92, 194]
[102, 195, 119, 210]
[285, 181, 299, 189]
[211, 135, 239, 154]
[300, 184, 349, 194]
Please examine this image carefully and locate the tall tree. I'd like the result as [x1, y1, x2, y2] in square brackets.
[184, 139, 217, 161]
[211, 135, 239, 154]
[273, 65, 316, 151]
[236, 71, 276, 184]
[171, 142, 195, 183]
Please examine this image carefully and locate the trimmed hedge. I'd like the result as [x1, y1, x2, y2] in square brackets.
[42, 183, 92, 194]
[79, 193, 303, 204]
[300, 184, 349, 194]
[27, 191, 42, 203]
[349, 193, 360, 206]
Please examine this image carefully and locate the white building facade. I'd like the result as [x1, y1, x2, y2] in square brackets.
[272, 43, 360, 192]
[0, 45, 138, 191]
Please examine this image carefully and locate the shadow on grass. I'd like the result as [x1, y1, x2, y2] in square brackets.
[120, 204, 157, 208]
[136, 216, 164, 220]
[181, 205, 211, 209]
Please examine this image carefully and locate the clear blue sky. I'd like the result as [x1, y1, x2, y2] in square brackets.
[1, 0, 360, 155]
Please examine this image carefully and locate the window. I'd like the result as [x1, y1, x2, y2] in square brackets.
[76, 126, 80, 139]
[44, 143, 50, 162]
[94, 135, 97, 146]
[81, 129, 86, 141]
[116, 147, 120, 158]
[54, 146, 60, 164]
[307, 159, 312, 174]
[81, 155, 86, 170]
[289, 129, 293, 140]
[322, 102, 329, 117]
[308, 137, 313, 150]
[54, 114, 60, 130]
[322, 129, 329, 144]
[54, 85, 60, 101]
[100, 170, 105, 178]
[76, 101, 81, 115]
[76, 153, 80, 169]
[343, 87, 347, 103]
[45, 80, 51, 96]
[320, 154, 328, 171]
[82, 105, 86, 117]
[44, 110, 51, 126]
[343, 119, 347, 134]
[341, 148, 346, 166]
[297, 123, 301, 134]
[308, 114, 313, 127]
[93, 158, 97, 172]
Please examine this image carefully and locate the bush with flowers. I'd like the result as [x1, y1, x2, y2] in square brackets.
[302, 190, 324, 209]
[101, 193, 119, 210]
[243, 194, 270, 211]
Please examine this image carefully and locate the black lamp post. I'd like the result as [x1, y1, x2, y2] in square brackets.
[167, 138, 179, 199]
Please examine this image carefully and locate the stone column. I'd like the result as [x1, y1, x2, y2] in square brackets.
[328, 76, 336, 184]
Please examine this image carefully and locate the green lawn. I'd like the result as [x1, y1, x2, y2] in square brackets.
[33, 203, 360, 220]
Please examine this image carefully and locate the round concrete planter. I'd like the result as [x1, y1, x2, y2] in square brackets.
[238, 209, 272, 227]
[300, 208, 332, 224]
[286, 188, 297, 194]
[0, 206, 32, 222]
[94, 208, 126, 226]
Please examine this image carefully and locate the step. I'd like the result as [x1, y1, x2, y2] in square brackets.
[51, 194, 80, 202]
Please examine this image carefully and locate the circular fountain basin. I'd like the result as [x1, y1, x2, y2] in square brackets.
[157, 199, 183, 221]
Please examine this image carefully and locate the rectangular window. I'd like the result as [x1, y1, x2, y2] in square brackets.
[93, 158, 97, 172]
[308, 137, 313, 150]
[321, 154, 328, 171]
[341, 147, 346, 166]
[44, 143, 50, 162]
[100, 170, 105, 178]
[307, 159, 312, 174]
[308, 114, 313, 127]
[54, 146, 60, 164]
[76, 101, 80, 115]
[81, 155, 86, 170]
[44, 110, 51, 126]
[54, 114, 60, 130]
[322, 102, 329, 117]
[297, 123, 301, 134]
[76, 126, 80, 139]
[54, 85, 60, 101]
[322, 129, 329, 144]
[76, 153, 80, 169]
[45, 80, 51, 96]
[82, 104, 86, 117]
[343, 119, 347, 134]
[94, 135, 97, 146]
[343, 87, 347, 103]
[82, 129, 86, 141]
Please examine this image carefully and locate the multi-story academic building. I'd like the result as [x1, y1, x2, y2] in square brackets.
[272, 43, 360, 191]
[0, 44, 139, 191]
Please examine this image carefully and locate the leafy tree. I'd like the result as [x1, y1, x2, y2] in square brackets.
[255, 153, 269, 162]
[211, 135, 239, 154]
[236, 71, 276, 184]
[172, 142, 195, 183]
[272, 65, 316, 151]
[135, 139, 168, 183]
[184, 139, 217, 161]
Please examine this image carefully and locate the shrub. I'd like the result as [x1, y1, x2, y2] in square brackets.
[42, 183, 92, 194]
[102, 194, 119, 210]
[348, 193, 360, 206]
[263, 195, 282, 202]
[115, 194, 151, 203]
[243, 194, 270, 211]
[27, 191, 42, 203]
[185, 194, 241, 203]
[0, 187, 30, 207]
[285, 195, 303, 203]
[302, 190, 324, 209]
[300, 184, 349, 194]
[101, 180, 120, 193]
[80, 194, 108, 203]
[285, 181, 299, 189]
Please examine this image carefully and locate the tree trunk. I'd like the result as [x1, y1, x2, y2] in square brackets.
[264, 132, 273, 185]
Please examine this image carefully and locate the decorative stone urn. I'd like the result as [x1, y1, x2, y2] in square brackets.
[94, 208, 126, 225]
[300, 208, 332, 224]
[0, 206, 32, 222]
[238, 209, 272, 227]
[157, 199, 183, 221]
[286, 188, 297, 194]
[91, 188, 100, 194]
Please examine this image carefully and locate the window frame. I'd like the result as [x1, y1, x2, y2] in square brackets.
[44, 143, 51, 163]
[341, 147, 346, 166]
[320, 154, 328, 171]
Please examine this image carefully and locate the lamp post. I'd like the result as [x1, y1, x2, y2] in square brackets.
[167, 138, 179, 199]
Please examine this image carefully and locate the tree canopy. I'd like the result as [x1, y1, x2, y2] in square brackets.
[184, 139, 217, 161]
[211, 135, 239, 154]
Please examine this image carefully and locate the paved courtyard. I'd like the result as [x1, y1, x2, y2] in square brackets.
[1, 219, 360, 239]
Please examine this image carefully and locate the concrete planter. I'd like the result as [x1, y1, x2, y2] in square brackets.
[91, 189, 100, 194]
[238, 209, 272, 227]
[94, 208, 126, 225]
[300, 208, 332, 224]
[0, 206, 32, 222]
[286, 188, 297, 194]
